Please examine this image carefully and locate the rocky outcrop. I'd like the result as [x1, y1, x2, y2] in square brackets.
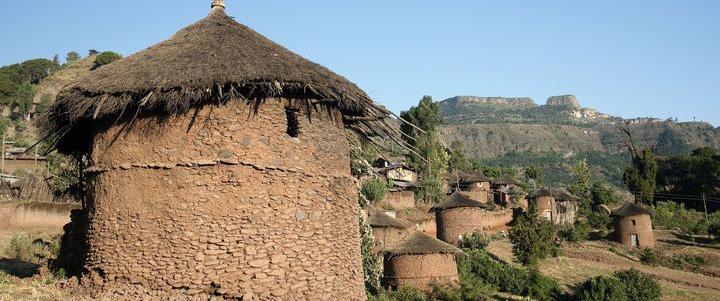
[546, 95, 581, 109]
[446, 96, 536, 107]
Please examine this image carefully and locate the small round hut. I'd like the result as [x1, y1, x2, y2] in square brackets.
[613, 203, 655, 249]
[369, 211, 413, 248]
[532, 188, 557, 222]
[43, 1, 395, 299]
[493, 174, 522, 205]
[382, 231, 461, 292]
[432, 192, 513, 245]
[457, 171, 493, 203]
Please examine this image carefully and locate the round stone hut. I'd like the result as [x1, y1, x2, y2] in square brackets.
[432, 192, 513, 245]
[532, 188, 557, 222]
[554, 188, 580, 225]
[382, 231, 461, 292]
[457, 171, 493, 203]
[613, 203, 655, 249]
[369, 211, 413, 249]
[42, 2, 395, 299]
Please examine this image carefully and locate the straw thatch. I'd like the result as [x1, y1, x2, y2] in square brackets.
[461, 171, 493, 183]
[430, 192, 491, 212]
[369, 212, 412, 229]
[383, 231, 461, 256]
[495, 174, 522, 186]
[41, 9, 397, 154]
[554, 188, 579, 202]
[612, 203, 653, 217]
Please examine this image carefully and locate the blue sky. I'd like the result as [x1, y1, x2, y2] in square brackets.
[1, 1, 719, 125]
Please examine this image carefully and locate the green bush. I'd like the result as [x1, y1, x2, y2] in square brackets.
[558, 221, 591, 243]
[92, 51, 122, 70]
[614, 269, 661, 301]
[638, 249, 660, 267]
[583, 209, 613, 231]
[369, 288, 427, 301]
[457, 249, 561, 300]
[509, 212, 558, 266]
[574, 275, 627, 301]
[3, 233, 60, 264]
[361, 177, 389, 203]
[459, 231, 490, 251]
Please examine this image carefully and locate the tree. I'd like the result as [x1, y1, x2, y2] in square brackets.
[399, 95, 443, 147]
[656, 147, 720, 210]
[509, 211, 557, 266]
[574, 275, 627, 301]
[66, 51, 81, 63]
[614, 269, 661, 301]
[447, 140, 471, 173]
[92, 51, 123, 70]
[88, 49, 99, 56]
[570, 160, 593, 209]
[361, 177, 389, 204]
[414, 130, 449, 204]
[621, 125, 657, 205]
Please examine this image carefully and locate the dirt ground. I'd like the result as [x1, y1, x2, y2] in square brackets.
[486, 232, 720, 301]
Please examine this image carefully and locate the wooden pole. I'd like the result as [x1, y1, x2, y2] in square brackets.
[1, 131, 5, 174]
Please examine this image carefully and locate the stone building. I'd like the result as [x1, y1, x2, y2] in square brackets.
[369, 211, 413, 249]
[454, 171, 493, 204]
[532, 188, 557, 222]
[381, 181, 416, 210]
[432, 192, 513, 245]
[43, 1, 395, 299]
[382, 231, 461, 292]
[493, 174, 522, 205]
[554, 188, 580, 225]
[613, 203, 655, 249]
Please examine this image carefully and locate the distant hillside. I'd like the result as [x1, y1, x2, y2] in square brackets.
[438, 95, 720, 186]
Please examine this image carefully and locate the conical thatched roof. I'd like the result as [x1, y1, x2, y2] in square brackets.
[368, 212, 412, 229]
[41, 6, 395, 154]
[383, 231, 461, 256]
[612, 203, 653, 217]
[430, 192, 491, 212]
[495, 174, 522, 186]
[461, 171, 493, 183]
[555, 188, 579, 202]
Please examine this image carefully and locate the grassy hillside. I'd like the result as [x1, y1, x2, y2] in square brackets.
[439, 96, 720, 186]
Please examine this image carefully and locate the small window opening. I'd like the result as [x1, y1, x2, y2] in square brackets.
[632, 219, 636, 226]
[285, 107, 301, 137]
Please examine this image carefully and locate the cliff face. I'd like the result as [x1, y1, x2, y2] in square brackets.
[446, 96, 536, 107]
[546, 95, 581, 109]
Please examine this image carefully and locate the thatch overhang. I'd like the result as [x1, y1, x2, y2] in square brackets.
[368, 212, 412, 229]
[612, 203, 653, 218]
[383, 231, 461, 256]
[554, 188, 580, 202]
[41, 7, 397, 154]
[430, 192, 491, 212]
[494, 174, 522, 186]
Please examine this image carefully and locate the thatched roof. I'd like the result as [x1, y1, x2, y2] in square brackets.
[495, 174, 522, 186]
[612, 203, 653, 217]
[368, 212, 412, 229]
[41, 5, 397, 154]
[383, 231, 461, 256]
[555, 188, 579, 202]
[430, 192, 491, 212]
[461, 171, 493, 183]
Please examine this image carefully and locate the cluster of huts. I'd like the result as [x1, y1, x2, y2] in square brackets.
[38, 1, 656, 299]
[369, 165, 657, 292]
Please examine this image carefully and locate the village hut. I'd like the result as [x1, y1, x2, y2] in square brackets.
[369, 211, 413, 248]
[42, 1, 398, 299]
[455, 171, 493, 203]
[382, 231, 461, 291]
[613, 203, 655, 249]
[432, 192, 513, 245]
[382, 180, 417, 210]
[493, 174, 522, 205]
[532, 188, 557, 222]
[554, 188, 580, 225]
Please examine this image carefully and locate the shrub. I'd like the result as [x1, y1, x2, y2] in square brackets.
[525, 267, 564, 301]
[460, 231, 490, 251]
[584, 209, 613, 231]
[509, 212, 557, 266]
[361, 177, 389, 203]
[574, 275, 627, 301]
[92, 51, 122, 69]
[638, 249, 660, 267]
[614, 269, 661, 301]
[3, 233, 61, 264]
[709, 221, 720, 242]
[558, 221, 591, 243]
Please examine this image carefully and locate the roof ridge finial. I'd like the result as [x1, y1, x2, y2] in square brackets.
[211, 0, 226, 13]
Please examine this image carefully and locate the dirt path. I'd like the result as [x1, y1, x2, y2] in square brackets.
[486, 239, 720, 301]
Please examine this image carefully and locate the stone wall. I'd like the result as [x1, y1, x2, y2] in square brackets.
[74, 99, 366, 300]
[435, 208, 513, 245]
[615, 214, 655, 249]
[556, 200, 578, 226]
[535, 196, 556, 222]
[382, 253, 458, 291]
[382, 191, 415, 210]
[460, 182, 491, 203]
